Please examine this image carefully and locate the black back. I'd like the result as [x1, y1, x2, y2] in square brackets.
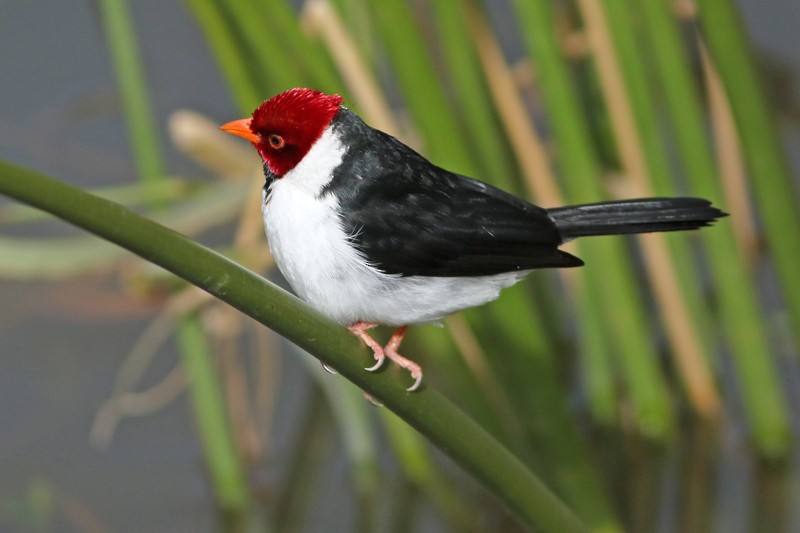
[321, 109, 582, 277]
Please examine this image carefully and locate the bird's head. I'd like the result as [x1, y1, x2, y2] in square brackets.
[220, 88, 344, 177]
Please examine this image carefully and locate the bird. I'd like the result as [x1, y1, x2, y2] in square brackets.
[220, 88, 726, 392]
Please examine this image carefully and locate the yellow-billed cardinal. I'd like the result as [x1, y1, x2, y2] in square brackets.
[221, 88, 726, 392]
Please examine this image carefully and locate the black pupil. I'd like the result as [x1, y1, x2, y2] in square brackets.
[270, 135, 282, 146]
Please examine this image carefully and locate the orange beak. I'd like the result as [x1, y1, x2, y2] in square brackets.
[219, 118, 260, 143]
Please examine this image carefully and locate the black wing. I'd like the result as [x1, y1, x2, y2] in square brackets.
[325, 113, 582, 277]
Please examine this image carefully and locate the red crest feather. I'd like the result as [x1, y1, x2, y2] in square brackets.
[248, 88, 344, 176]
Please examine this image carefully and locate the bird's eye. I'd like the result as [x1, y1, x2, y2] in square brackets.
[267, 134, 285, 149]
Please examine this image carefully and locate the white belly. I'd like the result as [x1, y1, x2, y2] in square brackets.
[261, 124, 527, 326]
[263, 182, 527, 326]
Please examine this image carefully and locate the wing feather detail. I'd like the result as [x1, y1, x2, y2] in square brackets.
[326, 115, 581, 277]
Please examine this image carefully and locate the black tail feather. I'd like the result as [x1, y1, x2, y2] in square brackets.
[547, 197, 727, 241]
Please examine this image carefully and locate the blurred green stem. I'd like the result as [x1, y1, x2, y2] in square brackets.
[177, 317, 251, 514]
[514, 0, 674, 437]
[98, 0, 164, 185]
[380, 410, 485, 532]
[271, 385, 332, 533]
[431, 0, 519, 193]
[695, 0, 800, 349]
[366, 0, 477, 174]
[592, 0, 716, 414]
[300, 354, 380, 532]
[639, 0, 789, 456]
[0, 160, 587, 533]
[100, 0, 258, 510]
[182, 0, 262, 112]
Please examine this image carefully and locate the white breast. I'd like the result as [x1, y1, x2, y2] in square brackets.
[263, 126, 529, 326]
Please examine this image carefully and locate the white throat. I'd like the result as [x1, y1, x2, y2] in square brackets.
[280, 125, 345, 197]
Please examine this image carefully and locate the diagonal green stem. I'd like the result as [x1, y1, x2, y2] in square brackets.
[182, 0, 262, 112]
[695, 0, 800, 348]
[514, 0, 674, 437]
[365, 0, 477, 175]
[638, 0, 789, 457]
[0, 160, 587, 533]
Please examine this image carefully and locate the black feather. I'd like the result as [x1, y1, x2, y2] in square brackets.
[322, 109, 726, 278]
[547, 198, 727, 240]
[325, 110, 581, 276]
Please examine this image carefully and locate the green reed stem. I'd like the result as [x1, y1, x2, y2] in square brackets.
[430, 0, 519, 193]
[365, 0, 477, 174]
[0, 160, 588, 533]
[598, 0, 716, 376]
[98, 0, 164, 186]
[182, 0, 262, 111]
[100, 0, 254, 512]
[177, 318, 251, 514]
[639, 0, 790, 457]
[695, 0, 800, 352]
[514, 0, 674, 438]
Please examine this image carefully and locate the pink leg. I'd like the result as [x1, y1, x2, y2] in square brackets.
[347, 323, 424, 392]
[384, 326, 423, 392]
[347, 322, 385, 372]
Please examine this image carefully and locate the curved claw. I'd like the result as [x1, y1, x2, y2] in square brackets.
[365, 353, 385, 372]
[348, 323, 423, 392]
[348, 322, 386, 373]
[406, 371, 423, 392]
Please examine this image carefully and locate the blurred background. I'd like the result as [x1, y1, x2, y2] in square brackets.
[0, 0, 798, 531]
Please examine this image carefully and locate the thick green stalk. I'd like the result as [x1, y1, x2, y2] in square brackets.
[177, 318, 251, 514]
[0, 180, 190, 225]
[639, 0, 789, 456]
[695, 0, 800, 348]
[0, 160, 587, 533]
[101, 0, 257, 508]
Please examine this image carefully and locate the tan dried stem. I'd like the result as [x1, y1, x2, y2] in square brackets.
[699, 38, 760, 263]
[90, 287, 211, 448]
[464, 2, 580, 290]
[576, 0, 719, 417]
[464, 2, 562, 208]
[303, 0, 400, 136]
[169, 109, 256, 179]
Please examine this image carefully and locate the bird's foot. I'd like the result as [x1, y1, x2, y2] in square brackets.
[347, 323, 423, 392]
[384, 326, 423, 392]
[347, 322, 385, 371]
